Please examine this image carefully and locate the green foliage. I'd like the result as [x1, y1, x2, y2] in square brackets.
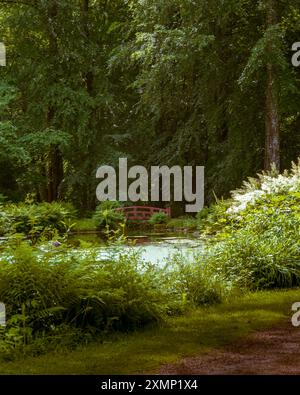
[0, 194, 8, 204]
[228, 160, 300, 214]
[0, 242, 210, 357]
[0, 206, 13, 236]
[0, 0, 133, 207]
[196, 201, 232, 235]
[167, 216, 198, 230]
[93, 201, 125, 230]
[0, 1, 300, 207]
[112, 0, 300, 204]
[168, 254, 226, 306]
[0, 289, 298, 374]
[0, 202, 76, 240]
[198, 162, 300, 290]
[206, 215, 300, 290]
[73, 218, 97, 231]
[149, 211, 169, 225]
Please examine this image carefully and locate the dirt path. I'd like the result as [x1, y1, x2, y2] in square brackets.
[158, 323, 300, 375]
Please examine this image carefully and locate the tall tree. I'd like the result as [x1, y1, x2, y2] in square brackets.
[0, 0, 132, 210]
[265, 0, 280, 170]
[0, 0, 300, 208]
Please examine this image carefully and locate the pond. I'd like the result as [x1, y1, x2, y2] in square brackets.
[69, 232, 204, 266]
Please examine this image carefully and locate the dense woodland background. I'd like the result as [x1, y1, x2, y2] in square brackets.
[0, 0, 300, 214]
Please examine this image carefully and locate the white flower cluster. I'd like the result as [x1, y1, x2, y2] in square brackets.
[227, 190, 265, 214]
[227, 160, 300, 215]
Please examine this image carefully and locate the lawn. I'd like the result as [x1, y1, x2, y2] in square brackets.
[0, 289, 298, 375]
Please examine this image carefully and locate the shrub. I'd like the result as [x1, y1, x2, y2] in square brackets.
[93, 201, 125, 230]
[149, 211, 169, 225]
[193, 160, 300, 290]
[196, 201, 232, 235]
[168, 253, 226, 306]
[197, 160, 300, 237]
[202, 191, 300, 290]
[0, 202, 76, 240]
[227, 160, 300, 215]
[0, 206, 13, 236]
[167, 216, 198, 230]
[0, 240, 229, 358]
[0, 243, 182, 356]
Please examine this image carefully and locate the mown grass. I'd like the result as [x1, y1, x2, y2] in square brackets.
[0, 289, 298, 375]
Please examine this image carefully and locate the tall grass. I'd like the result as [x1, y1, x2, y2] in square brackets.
[0, 242, 222, 358]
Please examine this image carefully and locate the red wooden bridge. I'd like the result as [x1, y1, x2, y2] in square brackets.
[115, 206, 171, 221]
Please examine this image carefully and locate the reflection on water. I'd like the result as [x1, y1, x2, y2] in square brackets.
[70, 233, 203, 265]
[2, 233, 204, 267]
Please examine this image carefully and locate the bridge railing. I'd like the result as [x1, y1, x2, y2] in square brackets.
[115, 206, 171, 221]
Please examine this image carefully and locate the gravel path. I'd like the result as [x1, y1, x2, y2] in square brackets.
[158, 323, 300, 375]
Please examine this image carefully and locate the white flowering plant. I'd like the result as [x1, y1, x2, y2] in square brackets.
[197, 159, 300, 236]
[227, 160, 300, 215]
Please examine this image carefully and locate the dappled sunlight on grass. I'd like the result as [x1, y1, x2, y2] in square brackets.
[0, 289, 298, 375]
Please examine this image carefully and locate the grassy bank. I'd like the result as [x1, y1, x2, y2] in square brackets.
[166, 217, 198, 231]
[0, 289, 298, 375]
[73, 216, 198, 233]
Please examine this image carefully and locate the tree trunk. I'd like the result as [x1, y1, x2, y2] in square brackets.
[82, 0, 97, 211]
[44, 3, 64, 202]
[264, 0, 280, 171]
[47, 144, 64, 202]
